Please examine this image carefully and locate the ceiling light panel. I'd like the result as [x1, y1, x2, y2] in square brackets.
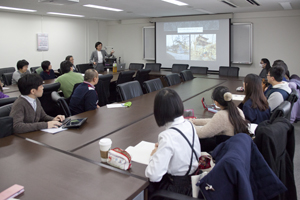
[83, 4, 123, 12]
[280, 2, 292, 10]
[47, 12, 84, 17]
[161, 0, 188, 6]
[0, 6, 36, 12]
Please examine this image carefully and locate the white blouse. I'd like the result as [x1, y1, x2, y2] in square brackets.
[145, 116, 201, 182]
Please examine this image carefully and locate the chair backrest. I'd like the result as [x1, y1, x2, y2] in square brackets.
[270, 101, 291, 123]
[189, 66, 208, 75]
[171, 64, 189, 73]
[0, 97, 18, 107]
[145, 63, 161, 72]
[30, 66, 40, 73]
[38, 82, 61, 116]
[51, 91, 72, 117]
[0, 67, 15, 82]
[180, 70, 194, 81]
[219, 66, 239, 77]
[2, 72, 13, 86]
[76, 63, 93, 73]
[287, 88, 299, 122]
[97, 74, 113, 97]
[135, 69, 151, 87]
[164, 73, 181, 86]
[95, 74, 113, 106]
[116, 71, 135, 85]
[129, 63, 144, 70]
[117, 81, 143, 101]
[143, 78, 164, 93]
[0, 103, 13, 118]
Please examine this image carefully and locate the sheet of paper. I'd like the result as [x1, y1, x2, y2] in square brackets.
[125, 141, 156, 165]
[40, 127, 67, 134]
[248, 123, 258, 135]
[106, 103, 126, 108]
[232, 94, 245, 101]
[2, 87, 9, 90]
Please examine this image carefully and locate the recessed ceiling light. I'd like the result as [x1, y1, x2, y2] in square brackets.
[47, 12, 84, 17]
[0, 6, 36, 12]
[161, 0, 188, 6]
[83, 4, 123, 12]
[279, 2, 292, 10]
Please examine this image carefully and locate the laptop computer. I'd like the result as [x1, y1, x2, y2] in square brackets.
[117, 63, 126, 72]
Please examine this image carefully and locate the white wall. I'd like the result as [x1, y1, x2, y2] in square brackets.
[232, 10, 300, 76]
[0, 11, 105, 70]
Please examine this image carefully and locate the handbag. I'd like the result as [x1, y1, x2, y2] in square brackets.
[107, 148, 132, 170]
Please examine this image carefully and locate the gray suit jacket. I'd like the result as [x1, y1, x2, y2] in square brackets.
[90, 50, 112, 65]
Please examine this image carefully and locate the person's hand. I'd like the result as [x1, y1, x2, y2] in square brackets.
[97, 105, 100, 108]
[189, 118, 195, 124]
[48, 121, 62, 129]
[93, 62, 96, 65]
[53, 115, 65, 122]
[111, 50, 115, 54]
[150, 143, 159, 156]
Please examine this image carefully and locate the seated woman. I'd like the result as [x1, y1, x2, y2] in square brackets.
[191, 86, 249, 141]
[259, 58, 271, 79]
[0, 80, 9, 99]
[40, 60, 56, 80]
[239, 74, 270, 124]
[145, 88, 201, 198]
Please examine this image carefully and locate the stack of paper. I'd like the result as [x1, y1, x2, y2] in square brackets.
[232, 94, 245, 101]
[248, 123, 258, 135]
[41, 127, 67, 134]
[126, 141, 156, 165]
[106, 103, 126, 108]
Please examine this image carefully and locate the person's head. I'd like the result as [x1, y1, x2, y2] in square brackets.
[243, 74, 269, 111]
[16, 59, 29, 73]
[273, 59, 290, 79]
[41, 60, 52, 72]
[154, 88, 184, 127]
[84, 69, 99, 85]
[267, 65, 285, 84]
[260, 58, 271, 71]
[65, 55, 74, 65]
[95, 42, 102, 51]
[60, 60, 73, 74]
[211, 86, 249, 135]
[18, 74, 44, 98]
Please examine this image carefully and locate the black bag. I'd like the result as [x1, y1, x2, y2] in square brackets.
[0, 116, 13, 138]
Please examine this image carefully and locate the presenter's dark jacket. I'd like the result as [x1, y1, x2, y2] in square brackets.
[40, 69, 56, 80]
[69, 82, 98, 115]
[90, 50, 112, 65]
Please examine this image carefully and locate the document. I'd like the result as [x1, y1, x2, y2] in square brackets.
[248, 123, 258, 135]
[41, 127, 67, 134]
[126, 141, 156, 165]
[2, 87, 9, 90]
[106, 103, 126, 108]
[232, 94, 245, 101]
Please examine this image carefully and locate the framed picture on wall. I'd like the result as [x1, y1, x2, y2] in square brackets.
[37, 33, 49, 51]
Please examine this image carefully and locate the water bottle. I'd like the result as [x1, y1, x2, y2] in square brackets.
[113, 61, 117, 73]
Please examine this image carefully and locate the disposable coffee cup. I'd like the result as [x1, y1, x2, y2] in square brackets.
[107, 68, 109, 73]
[99, 138, 112, 162]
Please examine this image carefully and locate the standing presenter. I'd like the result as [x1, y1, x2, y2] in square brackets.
[90, 41, 114, 72]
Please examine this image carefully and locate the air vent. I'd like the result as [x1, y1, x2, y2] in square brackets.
[221, 0, 237, 8]
[38, 0, 79, 5]
[246, 0, 260, 6]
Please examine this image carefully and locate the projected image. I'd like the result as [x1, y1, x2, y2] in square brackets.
[166, 35, 189, 60]
[191, 34, 216, 61]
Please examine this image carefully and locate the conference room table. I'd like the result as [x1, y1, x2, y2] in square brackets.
[0, 135, 148, 200]
[16, 77, 225, 152]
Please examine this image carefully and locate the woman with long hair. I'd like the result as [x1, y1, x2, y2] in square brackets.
[259, 58, 271, 79]
[190, 86, 249, 139]
[239, 74, 270, 124]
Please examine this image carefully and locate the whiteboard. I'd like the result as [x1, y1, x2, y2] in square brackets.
[231, 23, 252, 64]
[143, 26, 155, 60]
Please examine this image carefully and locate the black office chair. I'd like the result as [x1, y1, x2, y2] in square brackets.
[219, 66, 240, 77]
[145, 63, 161, 72]
[30, 66, 40, 73]
[51, 91, 72, 118]
[129, 63, 144, 70]
[180, 70, 194, 81]
[38, 82, 61, 116]
[164, 74, 181, 86]
[117, 81, 143, 101]
[0, 103, 13, 138]
[135, 69, 151, 93]
[0, 67, 15, 82]
[189, 66, 208, 75]
[57, 68, 62, 75]
[76, 63, 93, 73]
[287, 88, 299, 121]
[95, 74, 113, 106]
[0, 97, 18, 107]
[116, 71, 135, 85]
[171, 64, 189, 73]
[2, 73, 13, 86]
[143, 78, 164, 93]
[269, 101, 291, 123]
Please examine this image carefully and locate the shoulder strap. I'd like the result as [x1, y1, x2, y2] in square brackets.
[170, 122, 198, 176]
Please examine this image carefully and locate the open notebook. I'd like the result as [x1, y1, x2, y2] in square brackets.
[125, 141, 156, 165]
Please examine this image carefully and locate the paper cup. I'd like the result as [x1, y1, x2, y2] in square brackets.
[99, 138, 112, 162]
[107, 68, 109, 73]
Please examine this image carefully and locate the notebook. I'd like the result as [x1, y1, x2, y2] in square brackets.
[117, 63, 126, 72]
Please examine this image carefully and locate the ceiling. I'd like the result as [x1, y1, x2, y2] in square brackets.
[0, 0, 299, 20]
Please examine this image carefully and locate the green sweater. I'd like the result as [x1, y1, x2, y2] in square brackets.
[35, 67, 43, 75]
[55, 71, 83, 98]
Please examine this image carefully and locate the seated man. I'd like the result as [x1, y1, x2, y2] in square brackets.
[69, 69, 99, 115]
[12, 59, 31, 85]
[9, 74, 65, 134]
[55, 60, 83, 98]
[40, 60, 56, 80]
[65, 55, 78, 72]
[265, 64, 291, 111]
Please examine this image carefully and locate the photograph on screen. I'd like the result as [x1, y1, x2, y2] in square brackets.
[166, 35, 189, 60]
[191, 34, 216, 61]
